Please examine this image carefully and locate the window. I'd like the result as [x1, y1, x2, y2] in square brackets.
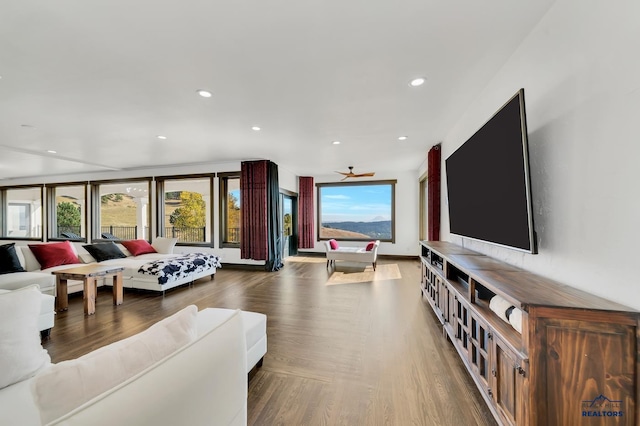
[92, 180, 150, 241]
[317, 180, 396, 242]
[0, 186, 43, 239]
[219, 174, 240, 247]
[47, 184, 87, 241]
[157, 176, 212, 244]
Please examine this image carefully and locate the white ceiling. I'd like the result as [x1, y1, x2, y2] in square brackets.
[0, 0, 556, 182]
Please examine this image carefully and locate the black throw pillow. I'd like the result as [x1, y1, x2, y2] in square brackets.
[0, 243, 26, 275]
[82, 242, 127, 262]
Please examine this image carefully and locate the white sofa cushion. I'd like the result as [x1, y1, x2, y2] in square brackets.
[0, 271, 56, 296]
[151, 237, 177, 254]
[32, 305, 198, 424]
[0, 285, 51, 389]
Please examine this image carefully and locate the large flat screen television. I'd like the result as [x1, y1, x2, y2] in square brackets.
[445, 88, 537, 254]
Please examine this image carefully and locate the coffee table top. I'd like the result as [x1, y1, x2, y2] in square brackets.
[51, 264, 125, 278]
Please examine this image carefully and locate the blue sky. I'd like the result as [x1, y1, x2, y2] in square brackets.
[320, 185, 392, 222]
[230, 189, 240, 207]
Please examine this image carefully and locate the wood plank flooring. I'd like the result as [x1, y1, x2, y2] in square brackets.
[43, 255, 497, 426]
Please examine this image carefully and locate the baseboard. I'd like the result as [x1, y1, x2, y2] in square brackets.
[221, 263, 267, 271]
[296, 251, 419, 261]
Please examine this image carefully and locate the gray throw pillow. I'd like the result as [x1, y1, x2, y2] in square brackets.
[82, 242, 127, 262]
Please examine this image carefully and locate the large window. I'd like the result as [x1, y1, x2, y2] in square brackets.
[47, 184, 87, 241]
[0, 186, 43, 239]
[317, 180, 396, 242]
[219, 174, 240, 247]
[157, 176, 212, 244]
[92, 180, 150, 241]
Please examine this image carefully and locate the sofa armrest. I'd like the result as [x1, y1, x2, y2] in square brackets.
[50, 311, 247, 426]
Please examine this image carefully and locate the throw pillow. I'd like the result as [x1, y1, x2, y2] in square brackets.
[365, 241, 376, 252]
[152, 237, 178, 254]
[28, 241, 80, 270]
[0, 243, 26, 275]
[329, 239, 339, 250]
[32, 305, 198, 424]
[0, 285, 51, 389]
[78, 252, 96, 264]
[82, 242, 127, 262]
[121, 239, 156, 257]
[117, 243, 132, 257]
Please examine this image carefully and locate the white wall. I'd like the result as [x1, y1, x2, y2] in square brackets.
[437, 0, 640, 309]
[301, 169, 419, 256]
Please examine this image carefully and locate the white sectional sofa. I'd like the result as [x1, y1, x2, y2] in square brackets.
[0, 289, 267, 426]
[0, 239, 221, 297]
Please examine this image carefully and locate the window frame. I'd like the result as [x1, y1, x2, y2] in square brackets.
[90, 178, 151, 242]
[0, 185, 45, 241]
[155, 174, 215, 247]
[316, 180, 396, 243]
[46, 182, 89, 242]
[218, 172, 241, 248]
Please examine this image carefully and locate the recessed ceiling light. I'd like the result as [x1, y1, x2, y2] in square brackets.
[157, 135, 167, 140]
[409, 77, 426, 87]
[252, 126, 261, 131]
[332, 141, 341, 145]
[47, 150, 57, 154]
[398, 136, 408, 141]
[197, 89, 212, 98]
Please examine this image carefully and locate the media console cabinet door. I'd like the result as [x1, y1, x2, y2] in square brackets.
[493, 335, 527, 426]
[531, 316, 637, 426]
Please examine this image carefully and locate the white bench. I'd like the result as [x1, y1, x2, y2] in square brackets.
[324, 240, 380, 271]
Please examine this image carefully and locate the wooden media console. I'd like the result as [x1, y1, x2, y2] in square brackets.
[419, 241, 639, 426]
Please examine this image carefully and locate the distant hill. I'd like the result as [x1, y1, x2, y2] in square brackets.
[320, 227, 370, 239]
[321, 220, 391, 240]
[100, 194, 137, 226]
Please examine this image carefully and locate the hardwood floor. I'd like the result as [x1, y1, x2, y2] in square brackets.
[43, 255, 497, 426]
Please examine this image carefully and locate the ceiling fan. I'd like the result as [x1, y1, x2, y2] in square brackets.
[336, 166, 375, 181]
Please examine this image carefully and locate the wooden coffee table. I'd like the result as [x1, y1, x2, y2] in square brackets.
[52, 265, 125, 316]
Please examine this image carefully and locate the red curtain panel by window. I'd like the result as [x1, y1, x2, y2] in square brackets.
[428, 144, 441, 241]
[298, 176, 315, 249]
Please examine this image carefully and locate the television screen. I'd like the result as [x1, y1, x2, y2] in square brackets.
[445, 89, 537, 253]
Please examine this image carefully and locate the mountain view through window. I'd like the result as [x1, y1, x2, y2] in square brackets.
[318, 182, 394, 241]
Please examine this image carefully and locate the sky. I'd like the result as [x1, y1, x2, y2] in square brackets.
[320, 184, 392, 223]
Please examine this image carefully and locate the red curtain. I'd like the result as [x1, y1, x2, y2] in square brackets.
[428, 144, 441, 241]
[241, 160, 268, 260]
[298, 176, 314, 249]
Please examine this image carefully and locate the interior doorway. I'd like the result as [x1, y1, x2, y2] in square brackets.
[281, 193, 298, 259]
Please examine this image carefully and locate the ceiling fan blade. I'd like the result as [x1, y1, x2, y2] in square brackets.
[335, 168, 373, 179]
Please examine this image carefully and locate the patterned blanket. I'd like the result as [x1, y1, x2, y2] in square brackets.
[138, 253, 222, 284]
